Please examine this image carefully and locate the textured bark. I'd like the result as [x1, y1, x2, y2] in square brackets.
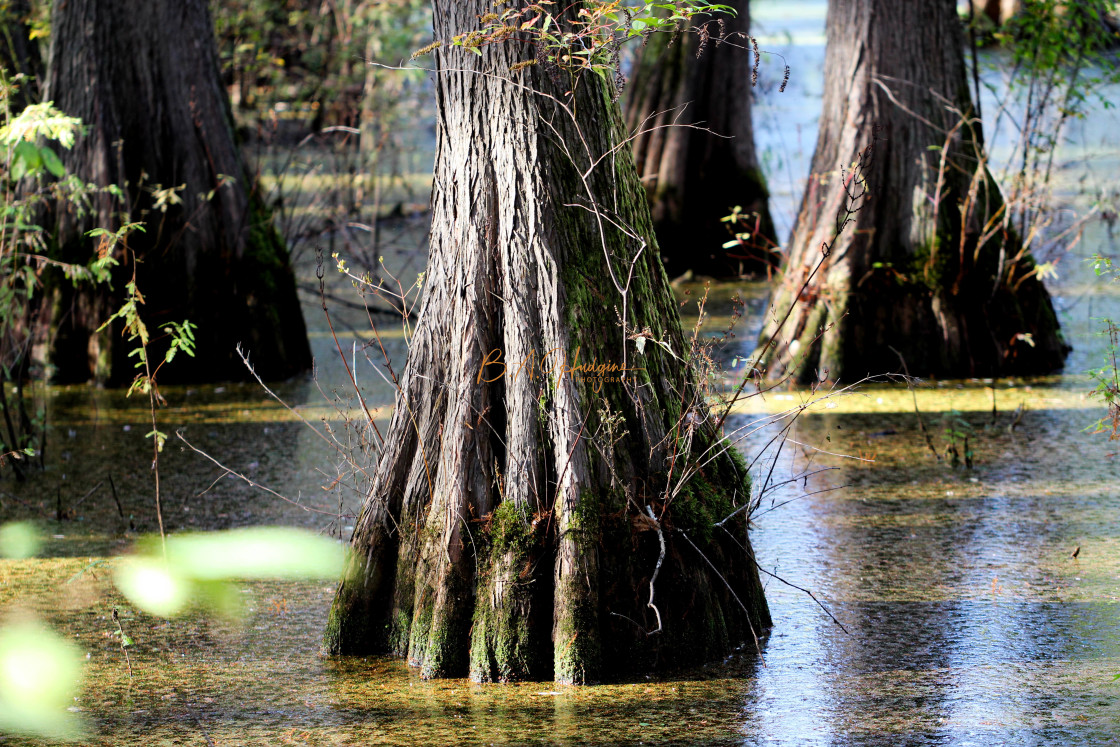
[326, 2, 770, 684]
[40, 0, 310, 384]
[755, 0, 1067, 383]
[0, 0, 41, 107]
[625, 1, 776, 278]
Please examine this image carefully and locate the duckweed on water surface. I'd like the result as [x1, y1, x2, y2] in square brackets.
[3, 337, 1120, 745]
[2, 568, 760, 745]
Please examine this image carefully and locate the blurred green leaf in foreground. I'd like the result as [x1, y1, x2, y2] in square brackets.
[115, 527, 348, 617]
[0, 620, 85, 741]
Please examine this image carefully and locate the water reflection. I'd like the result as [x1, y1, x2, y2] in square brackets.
[734, 387, 1120, 745]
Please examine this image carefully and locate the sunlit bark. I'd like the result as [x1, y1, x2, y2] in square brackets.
[755, 0, 1067, 382]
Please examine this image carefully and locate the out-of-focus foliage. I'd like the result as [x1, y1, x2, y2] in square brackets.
[0, 520, 39, 558]
[0, 0, 49, 44]
[1088, 255, 1120, 438]
[0, 526, 344, 740]
[115, 527, 348, 617]
[0, 101, 80, 149]
[0, 620, 85, 741]
[210, 0, 430, 129]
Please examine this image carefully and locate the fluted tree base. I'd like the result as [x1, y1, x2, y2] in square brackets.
[754, 0, 1067, 384]
[326, 1, 770, 684]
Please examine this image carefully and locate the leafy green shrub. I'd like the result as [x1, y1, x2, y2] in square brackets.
[0, 80, 117, 479]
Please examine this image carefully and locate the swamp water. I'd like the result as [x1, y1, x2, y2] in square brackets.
[5, 3, 1120, 744]
[4, 266, 1120, 746]
[4, 248, 1120, 746]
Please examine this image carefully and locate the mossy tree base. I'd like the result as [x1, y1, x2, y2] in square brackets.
[326, 1, 770, 684]
[754, 0, 1068, 383]
[41, 0, 310, 384]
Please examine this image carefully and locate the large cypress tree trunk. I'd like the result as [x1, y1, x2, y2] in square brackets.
[326, 2, 770, 684]
[754, 0, 1067, 383]
[624, 0, 776, 278]
[41, 0, 310, 384]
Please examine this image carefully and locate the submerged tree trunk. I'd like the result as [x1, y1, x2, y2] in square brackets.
[754, 0, 1067, 383]
[624, 0, 776, 278]
[326, 3, 770, 684]
[41, 0, 310, 384]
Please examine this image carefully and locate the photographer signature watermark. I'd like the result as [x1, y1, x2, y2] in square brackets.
[477, 347, 643, 393]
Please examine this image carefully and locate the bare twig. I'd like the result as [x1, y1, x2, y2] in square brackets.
[112, 608, 133, 679]
[716, 524, 849, 634]
[644, 505, 665, 636]
[176, 430, 341, 517]
[889, 346, 940, 461]
[678, 529, 764, 663]
[107, 473, 125, 519]
[69, 481, 104, 511]
[234, 344, 377, 487]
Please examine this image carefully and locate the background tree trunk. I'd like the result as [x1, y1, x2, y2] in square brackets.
[754, 0, 1067, 383]
[624, 0, 776, 278]
[979, 0, 1021, 25]
[326, 2, 770, 684]
[41, 0, 310, 384]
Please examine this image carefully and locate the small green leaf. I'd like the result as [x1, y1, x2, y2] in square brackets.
[11, 140, 40, 180]
[39, 146, 64, 178]
[0, 522, 41, 559]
